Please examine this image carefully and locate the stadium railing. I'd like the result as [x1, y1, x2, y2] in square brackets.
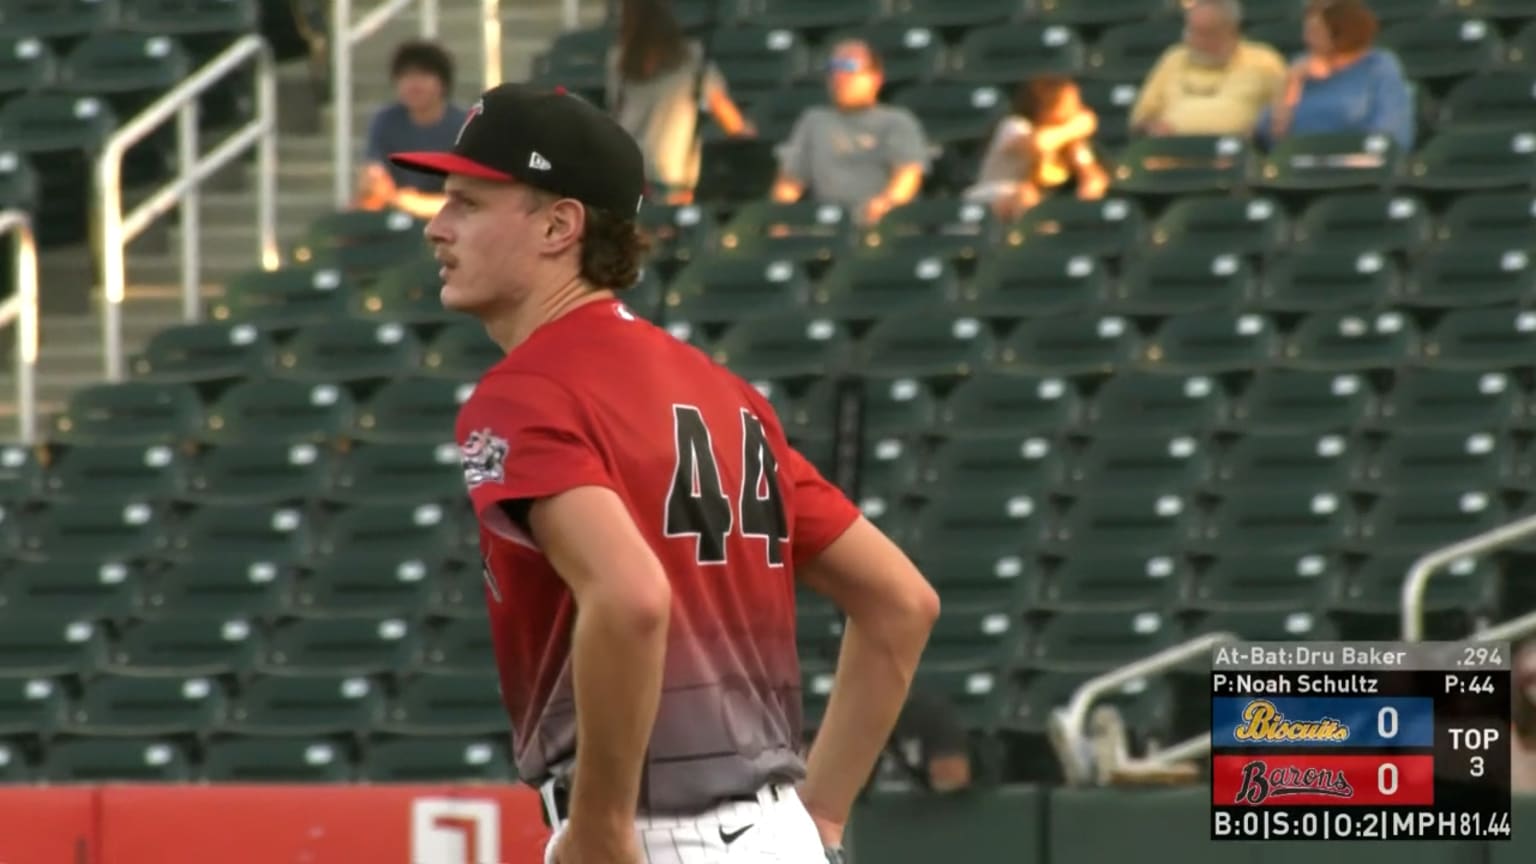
[0, 208, 39, 442]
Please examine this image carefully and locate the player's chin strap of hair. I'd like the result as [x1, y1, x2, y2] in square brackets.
[825, 845, 848, 864]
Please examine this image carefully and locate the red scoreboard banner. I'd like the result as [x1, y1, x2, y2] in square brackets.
[1211, 753, 1435, 806]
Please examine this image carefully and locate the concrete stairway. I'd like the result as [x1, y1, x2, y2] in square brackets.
[0, 0, 603, 435]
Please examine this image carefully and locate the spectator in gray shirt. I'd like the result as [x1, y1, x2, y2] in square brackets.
[772, 40, 929, 225]
[357, 40, 468, 219]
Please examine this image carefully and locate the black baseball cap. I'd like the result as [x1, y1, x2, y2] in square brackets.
[389, 82, 646, 214]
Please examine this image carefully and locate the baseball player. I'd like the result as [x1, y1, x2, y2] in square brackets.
[390, 83, 940, 864]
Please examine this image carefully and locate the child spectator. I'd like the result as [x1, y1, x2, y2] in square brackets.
[357, 40, 468, 218]
[1131, 0, 1288, 137]
[964, 76, 1109, 221]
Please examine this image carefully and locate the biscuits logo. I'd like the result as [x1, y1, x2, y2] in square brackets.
[1234, 760, 1355, 804]
[1233, 699, 1350, 742]
[460, 428, 508, 487]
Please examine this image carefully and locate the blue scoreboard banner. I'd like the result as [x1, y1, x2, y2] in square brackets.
[1211, 696, 1435, 748]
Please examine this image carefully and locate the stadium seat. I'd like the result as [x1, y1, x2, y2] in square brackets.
[890, 83, 1006, 149]
[50, 381, 203, 446]
[35, 442, 187, 501]
[1354, 488, 1505, 554]
[289, 553, 436, 620]
[853, 377, 939, 439]
[1196, 489, 1354, 553]
[328, 442, 460, 505]
[1511, 19, 1536, 65]
[1292, 191, 1431, 254]
[270, 320, 422, 383]
[131, 321, 274, 383]
[259, 617, 415, 676]
[119, 0, 258, 40]
[1006, 195, 1145, 258]
[854, 310, 995, 380]
[1086, 19, 1183, 81]
[1062, 433, 1205, 497]
[378, 672, 508, 736]
[167, 502, 308, 562]
[1111, 135, 1251, 195]
[664, 254, 810, 335]
[223, 674, 384, 736]
[1404, 128, 1536, 191]
[819, 20, 943, 87]
[353, 257, 455, 325]
[104, 616, 260, 677]
[0, 1, 115, 49]
[1077, 78, 1138, 148]
[1439, 191, 1536, 248]
[857, 441, 918, 515]
[1187, 552, 1337, 613]
[1212, 431, 1355, 493]
[65, 674, 225, 736]
[0, 557, 144, 618]
[292, 210, 428, 277]
[923, 607, 1023, 669]
[187, 440, 332, 504]
[0, 442, 37, 501]
[1000, 312, 1139, 376]
[903, 488, 1045, 557]
[938, 371, 1080, 436]
[864, 198, 995, 262]
[16, 503, 165, 562]
[710, 26, 806, 92]
[139, 557, 289, 619]
[963, 247, 1106, 320]
[710, 313, 852, 383]
[1359, 429, 1508, 494]
[886, 0, 1021, 28]
[1333, 553, 1498, 617]
[636, 202, 715, 274]
[1082, 372, 1226, 432]
[1399, 244, 1534, 308]
[921, 433, 1064, 498]
[753, 0, 877, 33]
[1109, 249, 1253, 315]
[1380, 16, 1503, 83]
[315, 502, 459, 561]
[0, 34, 57, 104]
[813, 253, 959, 323]
[716, 201, 854, 263]
[949, 24, 1085, 83]
[42, 737, 192, 782]
[0, 674, 66, 737]
[1253, 132, 1402, 191]
[202, 379, 355, 445]
[909, 547, 1035, 611]
[354, 377, 473, 444]
[1374, 367, 1524, 431]
[1423, 306, 1536, 370]
[0, 90, 113, 243]
[1282, 309, 1418, 370]
[1439, 69, 1536, 129]
[1022, 609, 1177, 673]
[201, 736, 353, 782]
[1047, 491, 1193, 555]
[421, 320, 506, 379]
[0, 146, 37, 214]
[1149, 195, 1288, 258]
[1035, 0, 1170, 26]
[530, 27, 609, 98]
[1192, 608, 1336, 641]
[60, 31, 189, 125]
[210, 265, 351, 327]
[0, 617, 104, 677]
[1034, 552, 1186, 613]
[1253, 248, 1400, 313]
[418, 617, 496, 676]
[1143, 311, 1277, 374]
[362, 736, 513, 782]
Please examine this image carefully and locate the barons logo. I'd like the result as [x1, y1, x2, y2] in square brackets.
[460, 428, 508, 487]
[1233, 699, 1351, 743]
[1234, 760, 1355, 804]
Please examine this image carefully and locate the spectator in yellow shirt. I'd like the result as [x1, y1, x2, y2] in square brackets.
[1129, 0, 1287, 137]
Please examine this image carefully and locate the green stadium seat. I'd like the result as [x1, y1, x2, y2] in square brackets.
[60, 31, 189, 124]
[1438, 191, 1536, 247]
[1375, 367, 1524, 431]
[139, 557, 289, 619]
[739, 82, 823, 144]
[418, 617, 496, 676]
[1035, 0, 1169, 26]
[378, 672, 508, 736]
[0, 35, 57, 100]
[890, 83, 1005, 149]
[42, 737, 192, 782]
[908, 665, 1012, 732]
[886, 0, 1020, 28]
[290, 553, 436, 619]
[1211, 431, 1355, 493]
[855, 310, 996, 379]
[0, 558, 143, 618]
[1423, 306, 1536, 370]
[421, 320, 502, 379]
[1333, 552, 1498, 616]
[853, 377, 939, 439]
[131, 321, 274, 382]
[819, 21, 943, 87]
[857, 442, 917, 516]
[1380, 16, 1503, 82]
[1023, 609, 1177, 673]
[0, 147, 37, 213]
[316, 502, 459, 560]
[1063, 433, 1204, 497]
[950, 24, 1085, 83]
[168, 502, 308, 562]
[938, 371, 1080, 437]
[1293, 191, 1430, 253]
[1282, 309, 1418, 371]
[259, 617, 415, 676]
[270, 320, 422, 383]
[909, 547, 1034, 612]
[1355, 488, 1506, 554]
[1405, 128, 1536, 191]
[1109, 248, 1252, 315]
[1187, 552, 1336, 612]
[0, 674, 65, 736]
[352, 258, 460, 327]
[222, 674, 383, 736]
[187, 440, 332, 504]
[1083, 372, 1226, 432]
[0, 739, 27, 780]
[716, 201, 854, 263]
[963, 247, 1106, 319]
[924, 607, 1023, 670]
[0, 443, 38, 501]
[1439, 69, 1536, 129]
[354, 377, 473, 444]
[328, 441, 460, 505]
[363, 735, 513, 782]
[663, 254, 810, 336]
[1111, 134, 1251, 195]
[16, 503, 166, 562]
[813, 253, 958, 323]
[1077, 79, 1138, 148]
[1150, 195, 1288, 258]
[635, 202, 715, 273]
[50, 381, 203, 446]
[711, 313, 852, 383]
[36, 442, 186, 501]
[104, 616, 259, 677]
[293, 210, 428, 278]
[920, 434, 1062, 501]
[753, 0, 878, 29]
[710, 26, 806, 92]
[905, 488, 1045, 556]
[1511, 18, 1536, 65]
[1197, 489, 1354, 553]
[530, 27, 609, 97]
[1359, 429, 1508, 495]
[1086, 19, 1183, 80]
[0, 1, 114, 48]
[1006, 195, 1146, 258]
[1366, 0, 1452, 21]
[1399, 244, 1534, 308]
[211, 265, 351, 327]
[864, 198, 994, 262]
[1253, 132, 1402, 191]
[1253, 248, 1400, 313]
[202, 379, 355, 445]
[0, 90, 113, 244]
[1143, 311, 1277, 374]
[1000, 312, 1139, 376]
[0, 617, 105, 677]
[65, 674, 225, 736]
[1035, 552, 1185, 612]
[1047, 491, 1192, 554]
[201, 735, 353, 782]
[1191, 608, 1337, 640]
[120, 0, 258, 38]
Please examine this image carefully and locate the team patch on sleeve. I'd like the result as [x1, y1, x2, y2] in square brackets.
[460, 427, 509, 487]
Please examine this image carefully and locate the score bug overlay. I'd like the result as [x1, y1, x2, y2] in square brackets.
[1209, 641, 1513, 841]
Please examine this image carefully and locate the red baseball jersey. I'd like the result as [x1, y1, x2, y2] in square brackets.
[454, 297, 860, 814]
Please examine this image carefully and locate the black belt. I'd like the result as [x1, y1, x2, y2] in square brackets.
[539, 782, 781, 828]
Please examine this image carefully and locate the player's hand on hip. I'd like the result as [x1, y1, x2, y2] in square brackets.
[807, 809, 845, 848]
[552, 824, 644, 864]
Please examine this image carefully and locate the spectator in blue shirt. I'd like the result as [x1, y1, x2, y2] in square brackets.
[357, 40, 468, 218]
[1257, 0, 1413, 152]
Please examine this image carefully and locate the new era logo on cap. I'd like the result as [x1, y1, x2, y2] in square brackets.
[529, 152, 551, 171]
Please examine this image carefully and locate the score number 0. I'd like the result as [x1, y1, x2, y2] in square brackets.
[1376, 706, 1402, 795]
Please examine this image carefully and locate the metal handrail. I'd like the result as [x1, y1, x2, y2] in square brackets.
[1049, 631, 1239, 786]
[330, 0, 440, 208]
[482, 0, 503, 88]
[1401, 512, 1536, 641]
[96, 34, 279, 381]
[0, 210, 38, 442]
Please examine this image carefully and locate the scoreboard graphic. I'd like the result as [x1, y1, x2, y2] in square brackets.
[1210, 641, 1513, 841]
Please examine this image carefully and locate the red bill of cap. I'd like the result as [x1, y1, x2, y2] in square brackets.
[388, 151, 513, 181]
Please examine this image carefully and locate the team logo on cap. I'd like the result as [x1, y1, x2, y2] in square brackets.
[456, 98, 484, 146]
[460, 427, 507, 487]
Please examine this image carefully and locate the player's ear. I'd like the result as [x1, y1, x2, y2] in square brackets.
[541, 198, 586, 253]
